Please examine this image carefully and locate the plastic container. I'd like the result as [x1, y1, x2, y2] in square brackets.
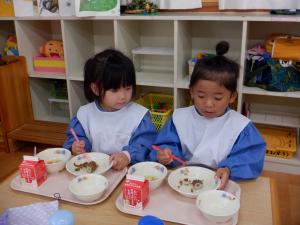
[136, 93, 173, 131]
[188, 58, 197, 76]
[50, 80, 68, 100]
[138, 215, 164, 225]
[49, 210, 75, 225]
[256, 124, 297, 159]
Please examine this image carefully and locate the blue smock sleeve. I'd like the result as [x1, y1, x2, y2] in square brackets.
[149, 117, 185, 167]
[63, 116, 92, 153]
[122, 112, 157, 163]
[218, 122, 266, 181]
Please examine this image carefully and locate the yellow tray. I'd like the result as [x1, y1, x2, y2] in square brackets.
[256, 125, 297, 159]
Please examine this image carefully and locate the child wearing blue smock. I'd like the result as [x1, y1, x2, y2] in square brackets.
[64, 49, 157, 170]
[150, 41, 266, 189]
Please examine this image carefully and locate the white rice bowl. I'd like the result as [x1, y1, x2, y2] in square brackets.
[36, 148, 71, 173]
[69, 174, 108, 202]
[196, 190, 240, 222]
[128, 162, 168, 190]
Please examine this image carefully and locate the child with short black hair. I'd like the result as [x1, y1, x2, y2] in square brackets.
[64, 49, 157, 170]
[150, 41, 266, 189]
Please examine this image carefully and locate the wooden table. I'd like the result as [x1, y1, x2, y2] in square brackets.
[0, 173, 274, 225]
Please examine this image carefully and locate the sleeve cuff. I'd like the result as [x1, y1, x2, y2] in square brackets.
[122, 151, 131, 163]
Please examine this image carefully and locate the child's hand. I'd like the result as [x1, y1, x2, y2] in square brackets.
[110, 152, 129, 170]
[71, 140, 85, 155]
[215, 167, 230, 190]
[157, 148, 173, 165]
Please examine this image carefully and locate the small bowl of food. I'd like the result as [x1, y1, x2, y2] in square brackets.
[127, 162, 168, 190]
[36, 148, 71, 173]
[66, 152, 112, 176]
[69, 174, 108, 202]
[167, 166, 220, 198]
[196, 190, 240, 223]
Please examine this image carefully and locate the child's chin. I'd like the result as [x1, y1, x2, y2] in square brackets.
[204, 115, 215, 119]
[113, 104, 126, 110]
[203, 112, 217, 118]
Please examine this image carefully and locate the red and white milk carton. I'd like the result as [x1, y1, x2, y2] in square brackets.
[123, 175, 149, 210]
[19, 156, 47, 188]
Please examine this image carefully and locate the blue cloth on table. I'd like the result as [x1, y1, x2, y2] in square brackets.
[0, 201, 58, 225]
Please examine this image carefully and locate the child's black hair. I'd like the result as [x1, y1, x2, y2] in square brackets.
[84, 49, 136, 102]
[189, 41, 239, 93]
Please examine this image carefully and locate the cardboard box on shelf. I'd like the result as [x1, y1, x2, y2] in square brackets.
[33, 56, 65, 74]
[13, 0, 38, 16]
[0, 0, 15, 17]
[59, 0, 75, 16]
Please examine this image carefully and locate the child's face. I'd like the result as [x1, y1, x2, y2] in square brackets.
[101, 86, 133, 111]
[190, 80, 237, 119]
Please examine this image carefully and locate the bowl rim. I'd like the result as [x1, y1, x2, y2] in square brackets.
[65, 152, 112, 176]
[68, 174, 108, 197]
[36, 148, 71, 165]
[196, 190, 240, 217]
[167, 166, 221, 198]
[127, 161, 168, 182]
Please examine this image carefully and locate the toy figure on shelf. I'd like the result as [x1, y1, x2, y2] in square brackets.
[39, 40, 64, 57]
[125, 0, 158, 14]
[33, 40, 65, 74]
[3, 35, 19, 56]
[188, 52, 215, 76]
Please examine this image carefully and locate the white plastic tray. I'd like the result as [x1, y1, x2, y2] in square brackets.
[116, 179, 240, 225]
[10, 168, 127, 205]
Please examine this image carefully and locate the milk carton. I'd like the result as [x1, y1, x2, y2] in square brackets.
[19, 156, 47, 188]
[123, 175, 149, 210]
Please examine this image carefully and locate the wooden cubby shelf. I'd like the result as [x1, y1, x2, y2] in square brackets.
[1, 12, 300, 174]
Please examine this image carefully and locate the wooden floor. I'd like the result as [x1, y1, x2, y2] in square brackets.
[261, 170, 300, 225]
[0, 146, 300, 225]
[0, 144, 56, 181]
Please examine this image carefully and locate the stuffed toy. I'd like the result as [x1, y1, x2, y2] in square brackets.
[39, 40, 64, 57]
[3, 35, 19, 56]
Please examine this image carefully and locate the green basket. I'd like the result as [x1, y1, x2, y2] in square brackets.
[50, 80, 68, 100]
[136, 93, 173, 131]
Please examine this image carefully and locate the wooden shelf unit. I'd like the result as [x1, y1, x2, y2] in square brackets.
[0, 56, 34, 152]
[1, 13, 300, 174]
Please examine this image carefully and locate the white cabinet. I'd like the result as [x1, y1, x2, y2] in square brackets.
[1, 13, 300, 174]
[240, 20, 300, 174]
[63, 20, 115, 81]
[15, 20, 63, 76]
[116, 20, 174, 88]
[175, 20, 243, 90]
